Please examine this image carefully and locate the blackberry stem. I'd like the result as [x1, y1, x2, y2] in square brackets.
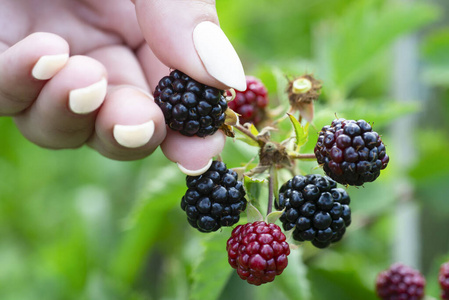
[289, 153, 316, 160]
[234, 124, 260, 144]
[267, 166, 275, 215]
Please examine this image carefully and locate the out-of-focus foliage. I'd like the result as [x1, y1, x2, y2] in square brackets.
[1, 0, 448, 299]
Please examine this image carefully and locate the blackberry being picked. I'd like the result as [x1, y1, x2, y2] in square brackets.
[227, 76, 268, 126]
[275, 174, 351, 248]
[226, 221, 290, 285]
[181, 161, 247, 232]
[376, 263, 426, 300]
[314, 118, 389, 186]
[439, 262, 449, 300]
[153, 70, 228, 137]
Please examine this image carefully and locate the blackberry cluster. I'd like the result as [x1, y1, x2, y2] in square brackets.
[376, 263, 426, 300]
[227, 76, 268, 126]
[226, 221, 290, 285]
[153, 70, 228, 137]
[439, 262, 449, 300]
[180, 161, 247, 232]
[275, 174, 351, 248]
[314, 118, 389, 186]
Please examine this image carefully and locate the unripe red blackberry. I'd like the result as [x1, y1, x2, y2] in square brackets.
[153, 70, 227, 137]
[376, 263, 425, 300]
[227, 76, 268, 126]
[314, 118, 389, 186]
[226, 221, 290, 285]
[181, 161, 247, 232]
[275, 174, 351, 248]
[439, 262, 449, 299]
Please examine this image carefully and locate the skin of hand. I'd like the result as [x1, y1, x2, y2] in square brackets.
[0, 0, 246, 175]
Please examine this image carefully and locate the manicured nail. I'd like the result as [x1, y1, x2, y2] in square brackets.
[32, 53, 69, 80]
[69, 78, 107, 114]
[193, 21, 246, 91]
[113, 120, 155, 148]
[177, 158, 213, 176]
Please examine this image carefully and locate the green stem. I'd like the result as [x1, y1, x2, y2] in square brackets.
[289, 153, 316, 160]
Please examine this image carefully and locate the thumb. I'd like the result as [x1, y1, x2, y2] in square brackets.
[133, 0, 246, 91]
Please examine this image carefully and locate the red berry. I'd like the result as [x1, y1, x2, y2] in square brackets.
[439, 262, 449, 299]
[226, 221, 290, 285]
[376, 263, 425, 300]
[227, 76, 268, 126]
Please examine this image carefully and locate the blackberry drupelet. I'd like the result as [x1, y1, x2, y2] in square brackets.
[376, 263, 425, 300]
[275, 174, 351, 248]
[227, 76, 268, 126]
[153, 70, 228, 137]
[226, 221, 290, 285]
[439, 262, 449, 300]
[314, 118, 389, 186]
[181, 161, 247, 232]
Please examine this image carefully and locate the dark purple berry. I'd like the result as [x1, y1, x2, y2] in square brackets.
[376, 263, 425, 300]
[314, 118, 389, 186]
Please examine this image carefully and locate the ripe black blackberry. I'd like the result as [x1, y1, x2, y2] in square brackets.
[439, 262, 449, 300]
[314, 118, 389, 186]
[275, 174, 351, 248]
[153, 70, 228, 137]
[376, 263, 425, 300]
[181, 161, 247, 232]
[226, 221, 290, 285]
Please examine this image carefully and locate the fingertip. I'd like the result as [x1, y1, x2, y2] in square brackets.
[88, 86, 166, 160]
[177, 159, 213, 176]
[134, 0, 246, 91]
[161, 130, 226, 174]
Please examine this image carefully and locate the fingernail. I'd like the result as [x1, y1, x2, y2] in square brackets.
[113, 120, 155, 148]
[177, 158, 213, 176]
[32, 53, 69, 80]
[193, 21, 246, 91]
[69, 78, 107, 114]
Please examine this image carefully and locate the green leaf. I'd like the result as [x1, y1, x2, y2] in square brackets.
[287, 113, 309, 151]
[243, 175, 266, 203]
[274, 248, 311, 300]
[190, 229, 233, 300]
[246, 202, 264, 223]
[110, 165, 184, 285]
[266, 210, 284, 224]
[307, 266, 378, 300]
[316, 0, 439, 96]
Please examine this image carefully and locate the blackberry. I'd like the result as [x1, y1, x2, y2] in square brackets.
[227, 76, 268, 126]
[439, 262, 449, 300]
[181, 161, 247, 232]
[275, 174, 351, 248]
[376, 263, 425, 300]
[226, 221, 290, 285]
[314, 118, 389, 186]
[153, 70, 227, 137]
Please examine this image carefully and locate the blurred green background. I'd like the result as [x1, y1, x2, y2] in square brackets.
[1, 0, 449, 299]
